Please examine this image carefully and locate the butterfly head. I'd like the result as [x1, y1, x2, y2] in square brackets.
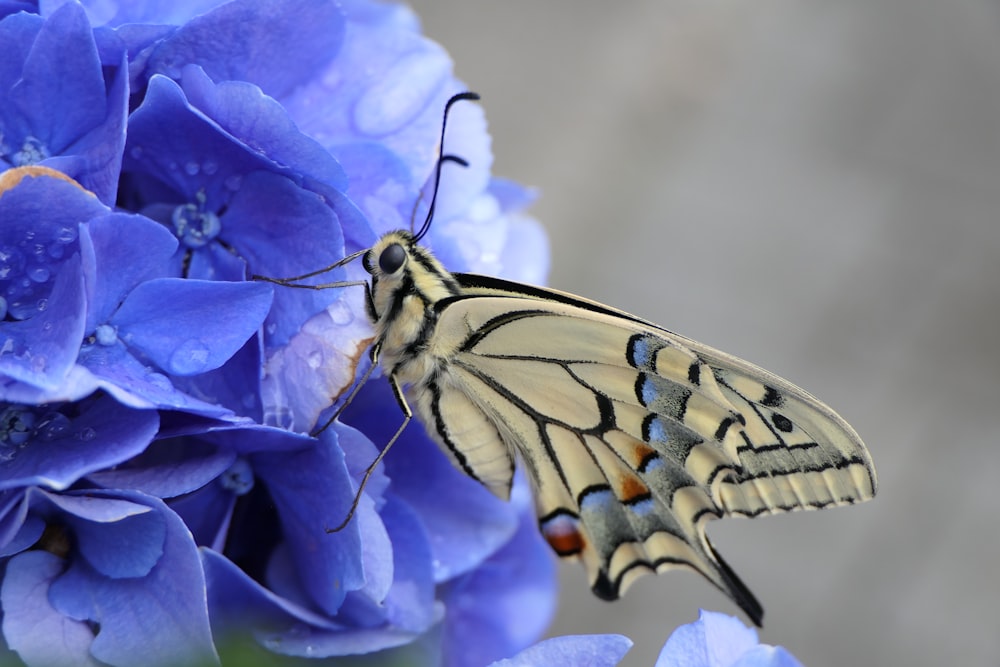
[363, 230, 461, 327]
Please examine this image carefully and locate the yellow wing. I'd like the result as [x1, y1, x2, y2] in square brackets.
[404, 274, 875, 626]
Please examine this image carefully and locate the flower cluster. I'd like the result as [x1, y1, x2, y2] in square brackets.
[0, 2, 811, 666]
[0, 1, 550, 665]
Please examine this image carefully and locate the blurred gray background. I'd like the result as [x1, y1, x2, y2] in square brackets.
[408, 1, 1000, 665]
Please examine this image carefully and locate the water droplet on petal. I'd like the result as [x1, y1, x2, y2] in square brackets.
[146, 372, 174, 392]
[56, 226, 77, 244]
[77, 427, 96, 441]
[35, 412, 71, 441]
[202, 161, 218, 175]
[307, 350, 323, 369]
[184, 161, 200, 176]
[27, 265, 49, 283]
[95, 324, 117, 346]
[328, 300, 354, 325]
[35, 298, 47, 312]
[168, 339, 211, 375]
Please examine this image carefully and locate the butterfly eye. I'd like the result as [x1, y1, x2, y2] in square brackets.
[378, 243, 407, 275]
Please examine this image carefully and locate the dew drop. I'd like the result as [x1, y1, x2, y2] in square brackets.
[328, 300, 354, 325]
[28, 266, 52, 283]
[95, 324, 117, 346]
[35, 412, 70, 441]
[35, 298, 48, 313]
[202, 161, 219, 175]
[56, 226, 77, 244]
[307, 350, 323, 369]
[146, 372, 173, 391]
[47, 243, 65, 259]
[184, 161, 200, 176]
[168, 339, 211, 375]
[76, 427, 96, 441]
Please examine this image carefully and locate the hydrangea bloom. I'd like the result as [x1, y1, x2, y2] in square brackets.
[0, 1, 556, 665]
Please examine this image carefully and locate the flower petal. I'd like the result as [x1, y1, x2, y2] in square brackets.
[490, 635, 633, 667]
[1, 550, 103, 667]
[47, 491, 217, 667]
[111, 277, 272, 376]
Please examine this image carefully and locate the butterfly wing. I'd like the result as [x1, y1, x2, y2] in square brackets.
[408, 274, 875, 625]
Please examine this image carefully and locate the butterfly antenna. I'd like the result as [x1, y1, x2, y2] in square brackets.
[413, 91, 481, 242]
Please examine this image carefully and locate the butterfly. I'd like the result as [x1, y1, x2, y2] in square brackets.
[263, 93, 877, 626]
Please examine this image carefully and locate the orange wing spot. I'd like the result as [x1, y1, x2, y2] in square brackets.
[618, 474, 651, 504]
[630, 442, 659, 468]
[541, 516, 586, 556]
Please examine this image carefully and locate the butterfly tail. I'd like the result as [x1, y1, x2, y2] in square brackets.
[705, 539, 764, 627]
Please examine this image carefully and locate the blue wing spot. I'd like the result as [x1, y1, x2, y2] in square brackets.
[636, 373, 658, 407]
[627, 496, 656, 515]
[578, 485, 614, 512]
[642, 414, 669, 445]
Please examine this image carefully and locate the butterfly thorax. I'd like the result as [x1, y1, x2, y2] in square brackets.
[364, 231, 462, 381]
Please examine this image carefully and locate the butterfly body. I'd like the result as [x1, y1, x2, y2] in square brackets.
[358, 229, 877, 626]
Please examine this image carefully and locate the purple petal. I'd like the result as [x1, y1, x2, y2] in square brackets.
[47, 491, 217, 667]
[146, 0, 345, 99]
[491, 635, 633, 667]
[111, 277, 272, 376]
[2, 550, 103, 667]
[0, 394, 159, 492]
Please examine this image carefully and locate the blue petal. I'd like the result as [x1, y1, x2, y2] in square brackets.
[180, 65, 347, 191]
[0, 394, 158, 492]
[85, 435, 236, 499]
[111, 277, 272, 376]
[1, 550, 103, 667]
[8, 3, 104, 157]
[490, 635, 633, 667]
[145, 0, 345, 99]
[76, 339, 238, 416]
[252, 430, 364, 615]
[439, 478, 557, 667]
[46, 491, 217, 667]
[81, 212, 177, 332]
[732, 646, 805, 667]
[656, 610, 760, 667]
[0, 254, 86, 390]
[216, 169, 347, 346]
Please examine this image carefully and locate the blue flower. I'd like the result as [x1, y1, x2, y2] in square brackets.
[0, 1, 558, 665]
[655, 611, 805, 667]
[0, 3, 128, 204]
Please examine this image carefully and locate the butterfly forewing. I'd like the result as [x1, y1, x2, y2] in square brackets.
[364, 231, 876, 626]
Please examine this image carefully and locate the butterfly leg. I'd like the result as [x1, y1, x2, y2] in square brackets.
[326, 370, 413, 533]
